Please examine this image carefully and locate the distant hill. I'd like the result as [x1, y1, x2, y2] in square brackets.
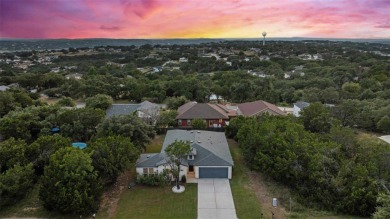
[0, 38, 389, 52]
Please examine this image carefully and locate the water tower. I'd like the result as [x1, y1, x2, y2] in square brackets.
[262, 32, 267, 46]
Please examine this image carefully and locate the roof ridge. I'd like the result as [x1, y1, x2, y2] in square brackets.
[207, 103, 229, 117]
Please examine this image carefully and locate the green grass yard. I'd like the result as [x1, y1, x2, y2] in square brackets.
[114, 184, 197, 219]
[228, 139, 264, 219]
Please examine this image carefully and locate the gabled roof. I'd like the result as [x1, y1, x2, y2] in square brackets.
[106, 101, 161, 118]
[294, 101, 310, 109]
[176, 103, 229, 119]
[177, 101, 197, 115]
[106, 104, 140, 118]
[237, 100, 285, 116]
[136, 130, 234, 167]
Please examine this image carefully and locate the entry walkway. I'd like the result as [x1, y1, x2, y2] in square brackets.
[197, 179, 237, 219]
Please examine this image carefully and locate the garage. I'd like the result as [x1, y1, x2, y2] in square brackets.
[199, 167, 229, 178]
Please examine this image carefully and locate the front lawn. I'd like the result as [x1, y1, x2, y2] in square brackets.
[114, 184, 197, 219]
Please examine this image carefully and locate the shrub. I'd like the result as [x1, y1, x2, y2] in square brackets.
[181, 175, 187, 183]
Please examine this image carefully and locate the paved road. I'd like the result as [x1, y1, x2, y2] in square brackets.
[197, 179, 237, 219]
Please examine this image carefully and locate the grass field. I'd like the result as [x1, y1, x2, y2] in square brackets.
[114, 184, 197, 219]
[228, 139, 264, 219]
[145, 134, 165, 153]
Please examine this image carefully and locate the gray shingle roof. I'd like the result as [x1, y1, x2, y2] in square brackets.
[106, 104, 140, 118]
[294, 101, 310, 109]
[136, 130, 234, 168]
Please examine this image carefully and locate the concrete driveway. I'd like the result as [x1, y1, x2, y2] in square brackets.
[197, 179, 237, 219]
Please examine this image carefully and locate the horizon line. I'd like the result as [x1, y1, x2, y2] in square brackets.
[1, 36, 389, 41]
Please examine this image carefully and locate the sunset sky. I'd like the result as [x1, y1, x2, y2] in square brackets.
[1, 0, 389, 39]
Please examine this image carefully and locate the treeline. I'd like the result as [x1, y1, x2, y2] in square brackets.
[227, 114, 390, 216]
[0, 101, 155, 215]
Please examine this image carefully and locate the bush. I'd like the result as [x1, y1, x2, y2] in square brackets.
[192, 118, 207, 130]
[181, 174, 187, 183]
[137, 171, 170, 186]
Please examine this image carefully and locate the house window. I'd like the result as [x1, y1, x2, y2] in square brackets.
[178, 119, 182, 126]
[143, 168, 156, 176]
[188, 155, 194, 160]
[187, 119, 191, 125]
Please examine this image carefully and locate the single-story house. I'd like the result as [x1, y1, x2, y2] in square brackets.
[136, 130, 234, 179]
[293, 101, 310, 117]
[176, 102, 233, 128]
[106, 100, 161, 124]
[237, 100, 286, 116]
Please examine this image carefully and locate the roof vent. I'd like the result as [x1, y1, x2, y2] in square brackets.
[198, 141, 201, 143]
[146, 155, 150, 158]
[190, 140, 194, 143]
[197, 131, 201, 133]
[190, 131, 194, 133]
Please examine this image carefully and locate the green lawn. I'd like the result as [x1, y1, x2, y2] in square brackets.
[228, 139, 264, 219]
[114, 184, 197, 219]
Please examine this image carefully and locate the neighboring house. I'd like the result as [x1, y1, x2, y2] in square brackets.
[293, 101, 310, 117]
[106, 101, 161, 124]
[237, 100, 285, 116]
[65, 73, 83, 80]
[278, 106, 294, 115]
[0, 85, 10, 92]
[176, 102, 232, 128]
[136, 130, 234, 179]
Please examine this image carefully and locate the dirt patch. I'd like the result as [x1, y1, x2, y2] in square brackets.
[98, 169, 136, 219]
[248, 171, 288, 219]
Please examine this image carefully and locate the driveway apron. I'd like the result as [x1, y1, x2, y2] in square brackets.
[197, 179, 237, 219]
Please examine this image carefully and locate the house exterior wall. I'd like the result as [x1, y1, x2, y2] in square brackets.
[194, 166, 232, 179]
[136, 165, 188, 179]
[293, 105, 301, 117]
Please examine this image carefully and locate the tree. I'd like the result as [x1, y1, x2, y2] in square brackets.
[0, 164, 35, 206]
[55, 97, 76, 107]
[27, 135, 71, 174]
[57, 108, 105, 141]
[166, 96, 188, 110]
[0, 138, 28, 173]
[192, 118, 207, 130]
[156, 110, 178, 128]
[165, 140, 191, 189]
[40, 147, 102, 215]
[88, 136, 140, 184]
[301, 102, 334, 133]
[378, 116, 390, 134]
[97, 114, 155, 149]
[85, 94, 113, 110]
[373, 193, 390, 219]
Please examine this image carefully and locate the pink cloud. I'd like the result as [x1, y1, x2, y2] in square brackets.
[0, 0, 389, 39]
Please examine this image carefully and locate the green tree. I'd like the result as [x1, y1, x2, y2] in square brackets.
[166, 96, 189, 110]
[88, 136, 140, 184]
[301, 102, 333, 133]
[85, 94, 113, 110]
[57, 108, 105, 141]
[0, 138, 28, 173]
[165, 140, 191, 189]
[373, 193, 390, 219]
[40, 147, 102, 215]
[378, 116, 390, 134]
[191, 118, 207, 130]
[55, 97, 76, 107]
[156, 110, 178, 128]
[28, 135, 71, 174]
[97, 114, 155, 149]
[0, 164, 35, 206]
